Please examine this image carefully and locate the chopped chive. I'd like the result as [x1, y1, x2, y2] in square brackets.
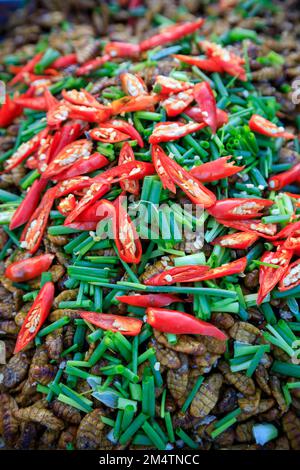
[38, 316, 70, 337]
[181, 376, 204, 413]
[142, 421, 166, 450]
[119, 413, 148, 445]
[175, 428, 198, 449]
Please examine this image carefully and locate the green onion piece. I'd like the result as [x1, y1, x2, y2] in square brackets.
[271, 361, 300, 378]
[175, 428, 198, 449]
[252, 423, 278, 445]
[165, 411, 175, 443]
[119, 413, 148, 445]
[181, 376, 204, 413]
[142, 421, 166, 450]
[246, 346, 269, 377]
[38, 316, 70, 337]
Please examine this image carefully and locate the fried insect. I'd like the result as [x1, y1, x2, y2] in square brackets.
[53, 289, 78, 309]
[51, 399, 82, 424]
[38, 429, 60, 449]
[58, 425, 78, 449]
[47, 234, 69, 246]
[190, 373, 223, 418]
[0, 393, 19, 447]
[153, 330, 206, 355]
[139, 256, 174, 283]
[218, 361, 256, 396]
[238, 390, 261, 416]
[235, 420, 255, 443]
[254, 365, 271, 396]
[211, 313, 235, 330]
[228, 322, 261, 344]
[49, 309, 81, 322]
[16, 422, 38, 449]
[282, 411, 300, 450]
[13, 403, 64, 431]
[151, 340, 181, 369]
[2, 352, 30, 389]
[45, 328, 63, 360]
[167, 355, 189, 402]
[0, 320, 19, 335]
[29, 346, 57, 385]
[269, 376, 288, 413]
[76, 408, 106, 450]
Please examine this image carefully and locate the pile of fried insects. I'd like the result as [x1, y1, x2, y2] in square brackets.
[0, 0, 300, 450]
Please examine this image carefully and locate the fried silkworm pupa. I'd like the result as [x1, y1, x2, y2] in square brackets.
[38, 429, 61, 449]
[190, 373, 223, 418]
[139, 256, 174, 283]
[76, 408, 106, 450]
[270, 375, 288, 413]
[58, 425, 78, 449]
[45, 328, 63, 360]
[16, 422, 38, 449]
[51, 400, 82, 424]
[153, 330, 206, 355]
[218, 361, 256, 396]
[167, 355, 189, 402]
[2, 352, 30, 390]
[282, 411, 300, 450]
[151, 340, 181, 369]
[0, 320, 19, 335]
[13, 403, 64, 431]
[0, 393, 19, 447]
[228, 322, 261, 344]
[235, 420, 255, 443]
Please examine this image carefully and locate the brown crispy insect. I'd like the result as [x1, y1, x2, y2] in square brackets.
[151, 340, 181, 369]
[218, 361, 256, 396]
[275, 436, 290, 450]
[0, 393, 19, 447]
[167, 355, 189, 402]
[28, 264, 65, 289]
[202, 335, 227, 355]
[53, 289, 78, 309]
[214, 429, 235, 448]
[39, 429, 60, 449]
[13, 403, 64, 431]
[63, 323, 76, 349]
[139, 256, 174, 283]
[270, 375, 288, 413]
[192, 352, 220, 370]
[0, 339, 14, 364]
[76, 408, 106, 449]
[243, 269, 259, 290]
[2, 352, 30, 389]
[217, 387, 238, 414]
[16, 422, 37, 449]
[49, 309, 81, 322]
[190, 373, 223, 418]
[235, 420, 255, 443]
[47, 234, 69, 246]
[153, 330, 206, 356]
[238, 389, 261, 416]
[0, 320, 19, 335]
[255, 364, 271, 395]
[58, 425, 78, 449]
[0, 301, 15, 320]
[282, 411, 300, 450]
[229, 322, 261, 344]
[51, 400, 82, 424]
[45, 328, 63, 360]
[29, 347, 57, 385]
[211, 313, 234, 330]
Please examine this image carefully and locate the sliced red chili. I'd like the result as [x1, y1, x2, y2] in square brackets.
[5, 254, 54, 282]
[62, 88, 103, 109]
[51, 53, 78, 69]
[194, 81, 217, 133]
[158, 150, 216, 207]
[9, 178, 48, 230]
[173, 54, 223, 72]
[146, 307, 227, 340]
[216, 218, 278, 238]
[207, 198, 273, 220]
[0, 94, 23, 128]
[3, 128, 49, 172]
[153, 75, 192, 94]
[185, 106, 229, 128]
[279, 259, 300, 291]
[257, 247, 293, 304]
[36, 134, 53, 173]
[13, 95, 48, 111]
[200, 40, 246, 81]
[249, 114, 295, 140]
[20, 187, 57, 254]
[115, 198, 142, 264]
[63, 182, 111, 224]
[162, 89, 194, 117]
[212, 231, 259, 249]
[57, 194, 77, 216]
[268, 163, 300, 191]
[116, 293, 182, 308]
[140, 18, 205, 51]
[14, 282, 55, 353]
[9, 52, 44, 86]
[120, 72, 148, 96]
[89, 126, 130, 143]
[106, 119, 144, 147]
[50, 122, 83, 161]
[151, 145, 176, 193]
[190, 156, 244, 183]
[94, 160, 155, 185]
[104, 42, 140, 58]
[79, 311, 142, 336]
[68, 103, 112, 123]
[75, 55, 111, 76]
[149, 121, 206, 144]
[111, 94, 160, 115]
[118, 142, 139, 195]
[55, 152, 109, 181]
[42, 139, 93, 179]
[54, 176, 93, 198]
[46, 100, 70, 128]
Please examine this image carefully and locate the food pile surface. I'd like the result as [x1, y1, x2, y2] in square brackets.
[0, 0, 300, 450]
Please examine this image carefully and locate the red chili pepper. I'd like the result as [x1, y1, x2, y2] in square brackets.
[104, 42, 140, 58]
[257, 247, 293, 304]
[62, 88, 101, 109]
[200, 40, 246, 81]
[185, 106, 229, 128]
[118, 142, 139, 195]
[3, 128, 49, 172]
[158, 149, 216, 207]
[194, 81, 217, 133]
[212, 231, 259, 249]
[71, 199, 109, 223]
[64, 183, 111, 224]
[55, 152, 109, 181]
[14, 282, 55, 353]
[112, 94, 160, 115]
[146, 307, 227, 340]
[0, 94, 23, 128]
[279, 259, 300, 291]
[151, 145, 176, 193]
[268, 163, 300, 190]
[249, 114, 295, 140]
[106, 119, 144, 147]
[89, 126, 130, 143]
[162, 89, 194, 117]
[94, 160, 155, 185]
[9, 178, 48, 230]
[173, 54, 223, 72]
[76, 55, 111, 76]
[145, 257, 247, 285]
[46, 100, 70, 128]
[120, 73, 148, 97]
[20, 187, 57, 254]
[9, 52, 44, 86]
[216, 218, 278, 238]
[42, 139, 93, 179]
[153, 75, 192, 94]
[50, 122, 83, 161]
[116, 293, 182, 308]
[54, 176, 93, 198]
[13, 95, 48, 111]
[149, 121, 206, 144]
[79, 311, 142, 336]
[51, 53, 78, 69]
[5, 254, 54, 282]
[68, 103, 112, 123]
[140, 18, 205, 51]
[190, 156, 244, 183]
[66, 221, 98, 231]
[207, 198, 273, 220]
[57, 194, 77, 216]
[114, 198, 142, 264]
